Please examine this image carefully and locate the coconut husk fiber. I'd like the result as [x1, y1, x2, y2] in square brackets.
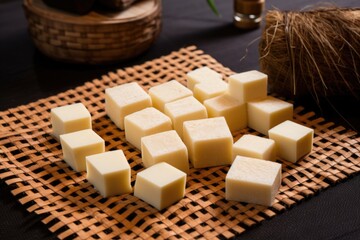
[259, 7, 360, 102]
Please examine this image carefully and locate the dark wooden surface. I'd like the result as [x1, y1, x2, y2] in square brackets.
[1, 0, 359, 239]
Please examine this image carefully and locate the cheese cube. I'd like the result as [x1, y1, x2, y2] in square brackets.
[186, 66, 222, 91]
[149, 80, 193, 112]
[228, 70, 268, 103]
[247, 96, 293, 135]
[226, 156, 282, 206]
[164, 96, 207, 139]
[86, 150, 132, 197]
[268, 120, 314, 163]
[141, 130, 189, 173]
[134, 162, 186, 210]
[233, 134, 276, 161]
[183, 117, 233, 168]
[193, 79, 228, 103]
[124, 107, 172, 150]
[204, 94, 247, 132]
[60, 129, 105, 172]
[51, 103, 91, 140]
[105, 82, 152, 130]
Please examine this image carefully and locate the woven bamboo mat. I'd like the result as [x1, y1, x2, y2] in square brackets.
[1, 46, 359, 239]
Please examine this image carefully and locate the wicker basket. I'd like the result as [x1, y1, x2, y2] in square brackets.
[23, 0, 162, 64]
[98, 0, 139, 11]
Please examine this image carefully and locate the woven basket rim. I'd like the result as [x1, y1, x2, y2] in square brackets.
[23, 0, 160, 26]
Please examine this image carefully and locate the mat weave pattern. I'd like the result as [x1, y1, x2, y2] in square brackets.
[1, 46, 359, 239]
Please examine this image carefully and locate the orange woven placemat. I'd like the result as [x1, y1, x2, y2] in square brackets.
[1, 46, 360, 239]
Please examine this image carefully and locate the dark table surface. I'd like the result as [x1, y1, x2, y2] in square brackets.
[1, 0, 360, 239]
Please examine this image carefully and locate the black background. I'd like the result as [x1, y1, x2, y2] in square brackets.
[1, 0, 360, 239]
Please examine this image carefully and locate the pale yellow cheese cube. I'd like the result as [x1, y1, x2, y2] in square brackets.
[247, 96, 293, 135]
[183, 117, 233, 168]
[193, 79, 228, 103]
[105, 82, 152, 130]
[148, 80, 193, 112]
[51, 103, 91, 140]
[233, 134, 276, 161]
[226, 156, 282, 206]
[164, 96, 207, 139]
[86, 150, 132, 197]
[134, 162, 186, 210]
[204, 94, 247, 132]
[60, 129, 105, 172]
[228, 70, 268, 103]
[268, 120, 314, 163]
[124, 107, 172, 149]
[141, 130, 189, 173]
[186, 66, 222, 91]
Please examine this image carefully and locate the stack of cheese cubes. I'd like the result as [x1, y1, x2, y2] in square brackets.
[50, 103, 133, 198]
[51, 66, 314, 210]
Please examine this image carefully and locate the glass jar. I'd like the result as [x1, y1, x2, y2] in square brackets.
[233, 0, 265, 29]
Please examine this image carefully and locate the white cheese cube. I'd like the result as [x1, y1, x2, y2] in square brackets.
[134, 162, 186, 210]
[51, 103, 91, 140]
[233, 134, 276, 161]
[124, 107, 172, 150]
[105, 82, 152, 130]
[268, 120, 314, 163]
[204, 94, 247, 132]
[186, 66, 222, 91]
[60, 129, 105, 172]
[247, 96, 293, 135]
[141, 130, 189, 173]
[226, 156, 282, 206]
[148, 80, 193, 112]
[193, 79, 228, 103]
[183, 117, 233, 168]
[228, 70, 268, 103]
[164, 96, 207, 139]
[86, 150, 132, 197]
